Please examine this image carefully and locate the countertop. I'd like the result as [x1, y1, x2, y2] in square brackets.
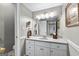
[25, 36, 68, 44]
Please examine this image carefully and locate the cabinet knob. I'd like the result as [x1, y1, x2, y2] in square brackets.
[29, 47, 31, 48]
[57, 46, 60, 48]
[26, 55, 29, 56]
[29, 52, 31, 54]
[40, 48, 44, 50]
[50, 50, 53, 52]
[16, 36, 18, 38]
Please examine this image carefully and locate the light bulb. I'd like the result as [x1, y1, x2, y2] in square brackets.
[49, 12, 54, 17]
[45, 13, 49, 18]
[40, 14, 45, 19]
[49, 11, 57, 18]
[36, 15, 41, 20]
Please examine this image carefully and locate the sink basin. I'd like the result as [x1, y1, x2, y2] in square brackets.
[38, 37, 47, 39]
[29, 36, 53, 40]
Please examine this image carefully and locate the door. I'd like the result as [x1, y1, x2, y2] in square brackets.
[39, 21, 47, 36]
[50, 48, 67, 56]
[35, 45, 50, 56]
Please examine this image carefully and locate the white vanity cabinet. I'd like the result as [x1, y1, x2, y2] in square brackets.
[26, 39, 68, 56]
[50, 43, 67, 56]
[35, 45, 50, 56]
[35, 41, 50, 56]
[26, 40, 35, 56]
[50, 49, 67, 56]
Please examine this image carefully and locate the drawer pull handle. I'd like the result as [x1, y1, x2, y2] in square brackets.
[57, 46, 60, 48]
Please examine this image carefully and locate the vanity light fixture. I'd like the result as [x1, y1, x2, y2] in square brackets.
[35, 11, 57, 20]
[40, 14, 46, 19]
[36, 14, 46, 20]
[36, 15, 41, 20]
[49, 12, 55, 17]
[45, 13, 50, 18]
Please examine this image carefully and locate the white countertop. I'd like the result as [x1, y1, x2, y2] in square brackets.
[26, 37, 68, 44]
[20, 36, 68, 44]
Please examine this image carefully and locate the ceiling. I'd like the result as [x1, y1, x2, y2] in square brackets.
[24, 3, 63, 12]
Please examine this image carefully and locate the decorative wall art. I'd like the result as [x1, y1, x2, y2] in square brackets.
[65, 3, 79, 27]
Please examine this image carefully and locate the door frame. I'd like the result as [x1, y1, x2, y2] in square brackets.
[15, 3, 21, 56]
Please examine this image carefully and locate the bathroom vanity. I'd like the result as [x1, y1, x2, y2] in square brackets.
[25, 37, 69, 56]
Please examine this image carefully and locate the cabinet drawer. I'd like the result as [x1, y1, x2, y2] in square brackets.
[35, 45, 50, 56]
[35, 41, 50, 47]
[26, 44, 34, 50]
[26, 40, 34, 45]
[50, 43, 67, 50]
[26, 50, 34, 56]
[26, 44, 34, 56]
[50, 48, 67, 56]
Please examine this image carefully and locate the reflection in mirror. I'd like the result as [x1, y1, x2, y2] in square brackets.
[26, 21, 31, 28]
[37, 17, 58, 39]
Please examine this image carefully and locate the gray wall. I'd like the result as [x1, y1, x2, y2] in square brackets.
[0, 4, 15, 52]
[0, 14, 4, 47]
[0, 4, 5, 47]
[59, 4, 79, 55]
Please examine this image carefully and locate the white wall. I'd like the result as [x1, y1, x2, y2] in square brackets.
[20, 4, 36, 37]
[24, 3, 63, 11]
[32, 5, 62, 19]
[59, 4, 79, 56]
[20, 16, 36, 37]
[19, 4, 36, 55]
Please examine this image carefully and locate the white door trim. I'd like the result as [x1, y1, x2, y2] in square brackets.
[15, 3, 21, 56]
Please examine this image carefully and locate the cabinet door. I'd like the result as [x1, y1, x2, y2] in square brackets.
[35, 45, 50, 56]
[50, 49, 67, 56]
[26, 40, 34, 56]
[26, 45, 34, 56]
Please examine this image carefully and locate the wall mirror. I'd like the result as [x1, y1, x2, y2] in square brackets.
[38, 18, 57, 36]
